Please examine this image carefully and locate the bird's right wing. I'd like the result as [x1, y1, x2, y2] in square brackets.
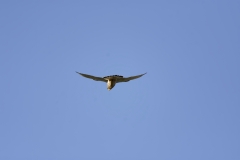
[117, 73, 147, 83]
[76, 72, 107, 82]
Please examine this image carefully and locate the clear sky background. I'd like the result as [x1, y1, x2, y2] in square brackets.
[0, 1, 240, 159]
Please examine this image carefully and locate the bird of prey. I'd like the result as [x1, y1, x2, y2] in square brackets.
[76, 72, 146, 90]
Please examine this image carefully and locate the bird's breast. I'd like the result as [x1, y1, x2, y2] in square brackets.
[107, 79, 116, 90]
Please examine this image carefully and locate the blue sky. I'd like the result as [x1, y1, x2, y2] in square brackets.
[0, 1, 240, 159]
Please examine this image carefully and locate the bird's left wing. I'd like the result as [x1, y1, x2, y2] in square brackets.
[117, 73, 147, 83]
[76, 72, 107, 82]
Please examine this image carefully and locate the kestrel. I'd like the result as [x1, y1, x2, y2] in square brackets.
[76, 72, 146, 90]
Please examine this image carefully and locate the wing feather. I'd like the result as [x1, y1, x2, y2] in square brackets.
[117, 73, 147, 83]
[76, 72, 107, 82]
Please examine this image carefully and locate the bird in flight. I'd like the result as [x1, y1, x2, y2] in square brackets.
[76, 72, 146, 90]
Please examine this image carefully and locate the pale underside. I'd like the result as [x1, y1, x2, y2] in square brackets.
[76, 72, 146, 90]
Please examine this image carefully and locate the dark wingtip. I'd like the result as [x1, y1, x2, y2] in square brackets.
[76, 71, 81, 75]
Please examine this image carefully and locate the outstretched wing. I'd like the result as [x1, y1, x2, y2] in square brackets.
[76, 72, 107, 82]
[117, 73, 147, 83]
